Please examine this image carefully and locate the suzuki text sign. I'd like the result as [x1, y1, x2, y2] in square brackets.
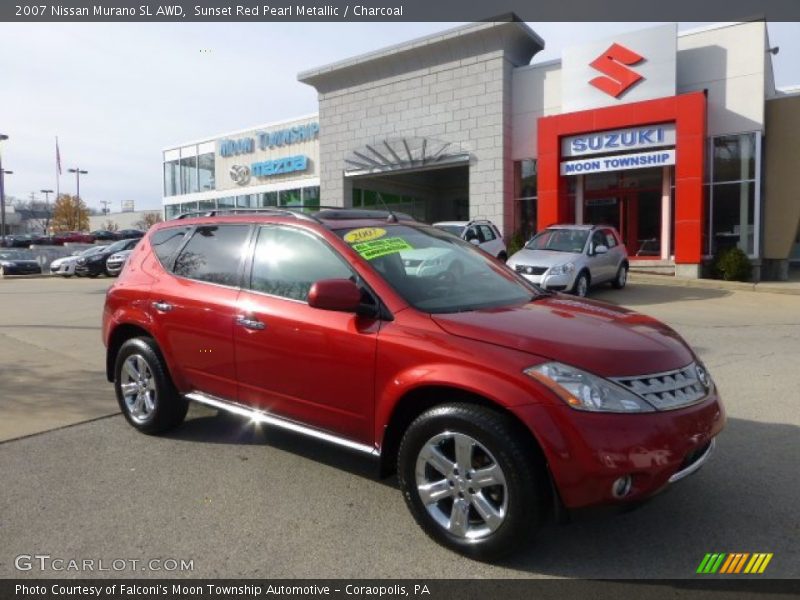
[562, 124, 676, 157]
[562, 24, 677, 112]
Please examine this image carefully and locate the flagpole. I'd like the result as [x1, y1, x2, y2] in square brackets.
[55, 136, 60, 233]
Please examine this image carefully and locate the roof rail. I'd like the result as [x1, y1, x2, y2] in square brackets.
[174, 206, 325, 224]
[313, 208, 417, 222]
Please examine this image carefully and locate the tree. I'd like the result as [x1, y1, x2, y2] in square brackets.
[101, 219, 119, 232]
[136, 212, 163, 230]
[51, 194, 90, 232]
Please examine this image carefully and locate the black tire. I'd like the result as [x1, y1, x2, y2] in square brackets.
[572, 270, 590, 297]
[87, 273, 99, 278]
[114, 337, 187, 434]
[497, 252, 508, 262]
[397, 403, 545, 561]
[612, 264, 628, 289]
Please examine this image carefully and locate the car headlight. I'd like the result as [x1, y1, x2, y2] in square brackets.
[549, 263, 575, 276]
[524, 361, 656, 413]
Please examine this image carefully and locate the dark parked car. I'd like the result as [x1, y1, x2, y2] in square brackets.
[115, 229, 146, 240]
[0, 250, 42, 275]
[75, 238, 139, 277]
[91, 230, 119, 241]
[49, 231, 95, 245]
[2, 233, 50, 248]
[103, 208, 724, 560]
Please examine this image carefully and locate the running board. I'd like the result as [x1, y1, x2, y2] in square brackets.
[185, 391, 379, 457]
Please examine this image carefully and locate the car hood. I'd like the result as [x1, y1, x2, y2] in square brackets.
[52, 256, 79, 266]
[508, 248, 581, 268]
[431, 295, 694, 377]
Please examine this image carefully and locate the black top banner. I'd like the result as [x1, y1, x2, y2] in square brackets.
[3, 0, 800, 22]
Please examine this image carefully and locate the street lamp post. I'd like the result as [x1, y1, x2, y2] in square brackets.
[67, 167, 88, 230]
[41, 188, 54, 234]
[0, 134, 11, 242]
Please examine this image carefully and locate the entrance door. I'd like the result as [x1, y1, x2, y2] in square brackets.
[583, 168, 664, 257]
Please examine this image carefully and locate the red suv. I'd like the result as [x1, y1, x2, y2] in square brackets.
[103, 209, 724, 560]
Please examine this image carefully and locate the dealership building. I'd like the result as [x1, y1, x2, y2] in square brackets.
[163, 19, 800, 279]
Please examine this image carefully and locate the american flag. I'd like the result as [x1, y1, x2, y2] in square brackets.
[56, 137, 62, 175]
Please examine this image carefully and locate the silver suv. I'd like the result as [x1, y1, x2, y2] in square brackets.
[432, 220, 507, 260]
[506, 224, 628, 297]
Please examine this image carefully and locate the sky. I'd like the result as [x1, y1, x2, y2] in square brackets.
[1, 21, 798, 212]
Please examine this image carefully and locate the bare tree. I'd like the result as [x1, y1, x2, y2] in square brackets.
[136, 212, 163, 230]
[10, 196, 53, 233]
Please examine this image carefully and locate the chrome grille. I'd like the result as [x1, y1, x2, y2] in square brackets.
[613, 362, 708, 410]
[515, 265, 547, 276]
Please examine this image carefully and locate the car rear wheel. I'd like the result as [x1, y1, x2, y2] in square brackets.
[397, 404, 544, 560]
[573, 271, 590, 297]
[612, 264, 628, 289]
[114, 337, 187, 434]
[497, 252, 508, 262]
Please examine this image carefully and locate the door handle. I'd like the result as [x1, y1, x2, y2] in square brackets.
[236, 315, 266, 330]
[152, 300, 173, 312]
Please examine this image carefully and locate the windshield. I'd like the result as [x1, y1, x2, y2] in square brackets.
[0, 250, 35, 260]
[106, 240, 130, 253]
[337, 224, 538, 313]
[79, 246, 106, 256]
[525, 229, 589, 253]
[434, 224, 465, 237]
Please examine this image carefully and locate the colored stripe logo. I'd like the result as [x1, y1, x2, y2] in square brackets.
[697, 553, 773, 574]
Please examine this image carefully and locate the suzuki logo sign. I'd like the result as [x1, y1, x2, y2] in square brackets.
[561, 24, 676, 112]
[589, 43, 644, 98]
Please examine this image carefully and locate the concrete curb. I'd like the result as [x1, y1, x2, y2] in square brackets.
[629, 273, 800, 296]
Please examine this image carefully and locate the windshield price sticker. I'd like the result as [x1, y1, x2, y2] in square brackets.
[344, 227, 387, 244]
[353, 238, 413, 260]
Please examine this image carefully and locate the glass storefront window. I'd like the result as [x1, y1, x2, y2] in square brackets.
[258, 192, 278, 207]
[198, 153, 215, 191]
[302, 186, 320, 208]
[517, 159, 536, 198]
[180, 201, 198, 214]
[179, 155, 198, 195]
[280, 189, 302, 206]
[198, 199, 215, 211]
[237, 195, 255, 208]
[514, 159, 538, 241]
[713, 134, 755, 182]
[165, 204, 181, 220]
[711, 181, 755, 256]
[164, 160, 180, 197]
[707, 132, 759, 256]
[218, 196, 235, 208]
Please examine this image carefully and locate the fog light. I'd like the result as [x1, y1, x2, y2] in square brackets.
[611, 475, 632, 498]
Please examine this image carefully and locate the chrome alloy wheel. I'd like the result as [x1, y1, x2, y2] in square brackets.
[415, 432, 508, 540]
[617, 267, 627, 287]
[120, 354, 157, 424]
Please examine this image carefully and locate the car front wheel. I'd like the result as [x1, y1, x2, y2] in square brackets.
[114, 337, 187, 434]
[573, 271, 590, 297]
[612, 265, 628, 289]
[397, 404, 545, 560]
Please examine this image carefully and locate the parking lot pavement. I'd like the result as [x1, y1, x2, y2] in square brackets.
[0, 278, 798, 578]
[0, 277, 114, 441]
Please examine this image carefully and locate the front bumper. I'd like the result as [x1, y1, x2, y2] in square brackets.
[518, 270, 576, 292]
[1, 264, 42, 275]
[510, 391, 726, 509]
[75, 261, 105, 276]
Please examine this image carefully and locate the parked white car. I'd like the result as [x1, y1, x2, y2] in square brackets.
[506, 224, 629, 297]
[432, 219, 507, 260]
[105, 250, 133, 277]
[49, 246, 107, 277]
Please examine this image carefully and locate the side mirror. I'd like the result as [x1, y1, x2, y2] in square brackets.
[594, 244, 609, 255]
[308, 279, 362, 313]
[468, 238, 481, 246]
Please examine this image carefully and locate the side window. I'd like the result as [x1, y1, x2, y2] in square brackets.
[150, 226, 191, 267]
[464, 226, 480, 243]
[604, 230, 617, 248]
[478, 225, 496, 242]
[173, 224, 250, 286]
[590, 231, 606, 252]
[249, 226, 353, 302]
